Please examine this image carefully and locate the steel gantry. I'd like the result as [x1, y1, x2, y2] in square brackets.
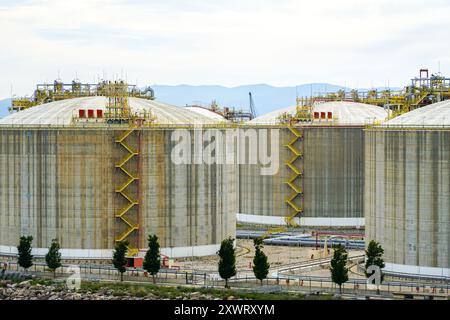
[11, 79, 155, 112]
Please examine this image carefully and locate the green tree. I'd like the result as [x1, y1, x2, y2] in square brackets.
[45, 239, 62, 278]
[330, 244, 349, 294]
[217, 237, 236, 288]
[143, 234, 161, 283]
[17, 236, 34, 271]
[365, 240, 385, 293]
[112, 241, 129, 282]
[252, 237, 270, 285]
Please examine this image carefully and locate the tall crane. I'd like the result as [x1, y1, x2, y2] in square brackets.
[249, 92, 257, 119]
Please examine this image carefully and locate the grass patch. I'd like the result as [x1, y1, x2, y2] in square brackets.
[29, 279, 55, 286]
[78, 281, 331, 300]
[132, 288, 148, 298]
[112, 290, 127, 297]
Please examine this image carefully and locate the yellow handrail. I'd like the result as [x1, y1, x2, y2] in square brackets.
[114, 127, 140, 256]
[284, 124, 303, 227]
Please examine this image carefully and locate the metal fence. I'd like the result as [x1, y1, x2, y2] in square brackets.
[2, 260, 449, 298]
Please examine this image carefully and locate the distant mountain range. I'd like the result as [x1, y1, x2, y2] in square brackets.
[152, 83, 347, 116]
[0, 83, 400, 119]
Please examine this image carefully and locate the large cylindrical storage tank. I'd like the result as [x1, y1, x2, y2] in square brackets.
[365, 100, 450, 277]
[238, 101, 388, 227]
[0, 97, 236, 259]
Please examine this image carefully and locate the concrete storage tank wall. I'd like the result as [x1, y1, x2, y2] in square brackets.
[238, 101, 388, 227]
[365, 100, 450, 277]
[0, 97, 236, 259]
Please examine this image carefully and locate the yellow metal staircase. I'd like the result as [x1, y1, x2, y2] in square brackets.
[284, 125, 303, 227]
[115, 127, 140, 256]
[412, 90, 429, 107]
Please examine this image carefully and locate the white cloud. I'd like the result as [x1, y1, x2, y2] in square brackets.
[0, 0, 449, 98]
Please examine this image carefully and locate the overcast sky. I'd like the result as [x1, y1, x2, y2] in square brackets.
[0, 0, 449, 98]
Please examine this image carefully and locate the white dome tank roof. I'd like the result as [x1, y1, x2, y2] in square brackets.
[184, 106, 227, 121]
[249, 101, 389, 125]
[0, 96, 221, 125]
[383, 100, 450, 127]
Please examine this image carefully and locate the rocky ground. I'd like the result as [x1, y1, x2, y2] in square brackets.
[1, 279, 326, 300]
[0, 280, 223, 300]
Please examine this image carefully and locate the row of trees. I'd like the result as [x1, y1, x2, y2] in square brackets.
[330, 240, 385, 293]
[218, 237, 270, 288]
[17, 234, 162, 282]
[217, 237, 385, 292]
[16, 234, 384, 293]
[17, 234, 269, 287]
[112, 235, 161, 282]
[112, 235, 270, 288]
[17, 236, 61, 277]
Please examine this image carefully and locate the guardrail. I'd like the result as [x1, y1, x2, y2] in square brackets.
[2, 259, 449, 298]
[366, 124, 450, 130]
[275, 254, 365, 275]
